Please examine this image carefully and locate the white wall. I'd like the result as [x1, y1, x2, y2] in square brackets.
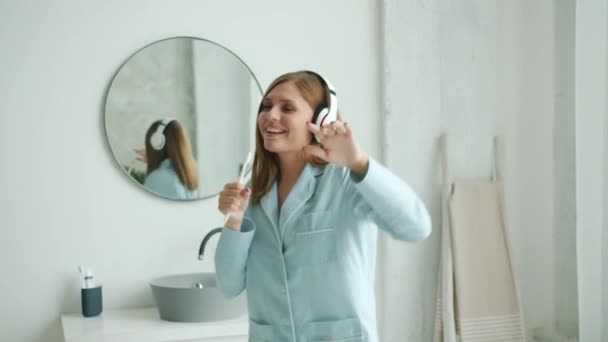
[381, 0, 567, 340]
[554, 0, 578, 337]
[0, 1, 380, 341]
[519, 0, 558, 336]
[575, 1, 607, 341]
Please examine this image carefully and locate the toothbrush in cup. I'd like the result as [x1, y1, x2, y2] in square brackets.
[224, 152, 254, 225]
[78, 265, 95, 289]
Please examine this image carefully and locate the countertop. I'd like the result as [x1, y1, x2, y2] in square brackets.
[61, 307, 249, 342]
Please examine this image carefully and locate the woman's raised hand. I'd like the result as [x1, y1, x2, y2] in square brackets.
[303, 120, 368, 172]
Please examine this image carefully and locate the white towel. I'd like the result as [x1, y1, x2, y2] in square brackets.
[434, 180, 526, 342]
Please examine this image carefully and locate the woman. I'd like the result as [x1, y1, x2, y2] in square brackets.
[214, 71, 431, 342]
[142, 119, 199, 200]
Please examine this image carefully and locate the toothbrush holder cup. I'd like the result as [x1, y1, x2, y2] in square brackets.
[81, 286, 103, 317]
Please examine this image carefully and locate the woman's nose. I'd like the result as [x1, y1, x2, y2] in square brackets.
[265, 107, 280, 121]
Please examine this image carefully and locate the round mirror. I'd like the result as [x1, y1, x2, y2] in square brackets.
[104, 37, 262, 200]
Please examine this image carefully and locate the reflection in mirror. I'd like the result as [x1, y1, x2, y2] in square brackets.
[104, 37, 262, 200]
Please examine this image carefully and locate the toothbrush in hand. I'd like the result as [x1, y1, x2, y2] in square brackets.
[224, 152, 254, 225]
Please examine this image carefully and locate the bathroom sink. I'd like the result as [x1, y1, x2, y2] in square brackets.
[150, 272, 247, 322]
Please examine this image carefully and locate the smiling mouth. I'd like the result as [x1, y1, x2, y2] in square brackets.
[265, 128, 287, 135]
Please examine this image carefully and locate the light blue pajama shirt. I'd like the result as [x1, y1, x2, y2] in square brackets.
[215, 158, 431, 342]
[143, 159, 198, 200]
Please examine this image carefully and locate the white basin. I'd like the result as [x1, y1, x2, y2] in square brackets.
[150, 272, 247, 322]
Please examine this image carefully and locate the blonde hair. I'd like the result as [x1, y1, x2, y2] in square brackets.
[250, 71, 340, 204]
[145, 120, 199, 190]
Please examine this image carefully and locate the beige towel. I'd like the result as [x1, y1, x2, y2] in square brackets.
[434, 180, 526, 342]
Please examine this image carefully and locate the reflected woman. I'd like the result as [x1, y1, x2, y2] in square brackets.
[142, 119, 199, 200]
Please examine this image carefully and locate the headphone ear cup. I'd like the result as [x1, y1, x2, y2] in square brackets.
[312, 107, 330, 143]
[150, 132, 165, 150]
[315, 107, 329, 126]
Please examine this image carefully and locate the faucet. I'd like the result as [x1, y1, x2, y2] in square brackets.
[198, 227, 223, 260]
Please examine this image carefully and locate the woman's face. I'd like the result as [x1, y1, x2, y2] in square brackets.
[258, 81, 315, 156]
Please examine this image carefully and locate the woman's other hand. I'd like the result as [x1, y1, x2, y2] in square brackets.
[134, 148, 147, 163]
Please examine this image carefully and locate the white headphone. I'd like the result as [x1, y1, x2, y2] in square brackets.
[149, 119, 172, 150]
[305, 71, 339, 142]
[257, 71, 339, 142]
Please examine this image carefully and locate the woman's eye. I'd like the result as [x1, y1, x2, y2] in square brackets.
[260, 104, 271, 112]
[282, 106, 295, 112]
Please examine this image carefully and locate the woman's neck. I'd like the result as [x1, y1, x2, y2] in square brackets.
[276, 151, 307, 209]
[278, 152, 307, 185]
